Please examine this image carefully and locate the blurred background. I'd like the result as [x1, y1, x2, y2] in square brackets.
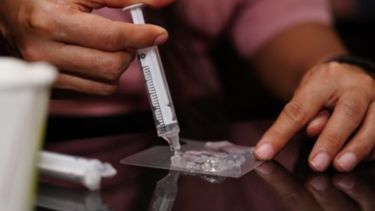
[1, 0, 375, 138]
[1, 0, 374, 70]
[332, 0, 375, 61]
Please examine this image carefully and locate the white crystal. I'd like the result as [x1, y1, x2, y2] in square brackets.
[204, 141, 252, 155]
[170, 150, 246, 173]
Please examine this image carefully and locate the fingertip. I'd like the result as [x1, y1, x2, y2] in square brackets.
[153, 31, 168, 45]
[139, 24, 168, 37]
[128, 24, 168, 47]
[152, 25, 168, 34]
[306, 125, 320, 137]
[333, 152, 357, 172]
[309, 152, 330, 172]
[306, 111, 329, 137]
[306, 119, 323, 136]
[254, 142, 275, 160]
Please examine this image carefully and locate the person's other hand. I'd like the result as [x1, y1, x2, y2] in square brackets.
[0, 0, 172, 94]
[255, 62, 375, 172]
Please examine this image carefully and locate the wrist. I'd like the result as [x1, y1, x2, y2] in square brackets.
[324, 55, 375, 74]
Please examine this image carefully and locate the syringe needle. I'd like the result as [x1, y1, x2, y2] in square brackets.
[123, 4, 181, 153]
[167, 135, 181, 155]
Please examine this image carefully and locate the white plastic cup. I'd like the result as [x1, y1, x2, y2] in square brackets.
[0, 57, 57, 211]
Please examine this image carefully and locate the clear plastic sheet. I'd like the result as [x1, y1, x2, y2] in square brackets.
[121, 139, 263, 178]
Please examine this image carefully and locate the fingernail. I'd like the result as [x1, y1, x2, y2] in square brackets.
[256, 163, 273, 175]
[309, 175, 329, 191]
[335, 176, 356, 190]
[255, 143, 274, 160]
[154, 33, 168, 45]
[336, 153, 357, 172]
[311, 152, 330, 171]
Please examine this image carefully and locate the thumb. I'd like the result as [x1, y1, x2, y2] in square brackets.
[123, 23, 169, 48]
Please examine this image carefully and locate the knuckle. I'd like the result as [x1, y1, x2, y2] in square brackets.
[323, 132, 341, 149]
[27, 10, 53, 34]
[341, 100, 363, 119]
[305, 62, 342, 82]
[359, 74, 374, 88]
[20, 46, 42, 61]
[324, 62, 343, 77]
[102, 30, 122, 50]
[282, 102, 308, 126]
[99, 55, 127, 81]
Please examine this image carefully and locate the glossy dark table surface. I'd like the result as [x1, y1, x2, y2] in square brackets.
[36, 121, 375, 211]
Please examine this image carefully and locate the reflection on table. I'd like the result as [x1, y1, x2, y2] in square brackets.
[36, 183, 109, 211]
[36, 121, 375, 211]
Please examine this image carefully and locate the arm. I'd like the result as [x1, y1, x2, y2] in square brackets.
[0, 0, 172, 95]
[252, 23, 347, 101]
[253, 23, 375, 172]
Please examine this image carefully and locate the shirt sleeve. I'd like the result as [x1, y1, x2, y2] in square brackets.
[230, 0, 332, 57]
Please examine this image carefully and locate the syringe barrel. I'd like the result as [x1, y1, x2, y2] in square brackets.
[125, 4, 180, 142]
[138, 46, 180, 137]
[157, 122, 180, 138]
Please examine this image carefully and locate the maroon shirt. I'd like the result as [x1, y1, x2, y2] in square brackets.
[50, 0, 331, 116]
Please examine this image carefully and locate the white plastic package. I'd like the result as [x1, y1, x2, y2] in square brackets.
[121, 139, 263, 178]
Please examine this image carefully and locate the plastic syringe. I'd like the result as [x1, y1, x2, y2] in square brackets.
[38, 151, 117, 191]
[123, 4, 181, 153]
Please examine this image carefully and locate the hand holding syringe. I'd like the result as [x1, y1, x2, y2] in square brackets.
[123, 4, 181, 154]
